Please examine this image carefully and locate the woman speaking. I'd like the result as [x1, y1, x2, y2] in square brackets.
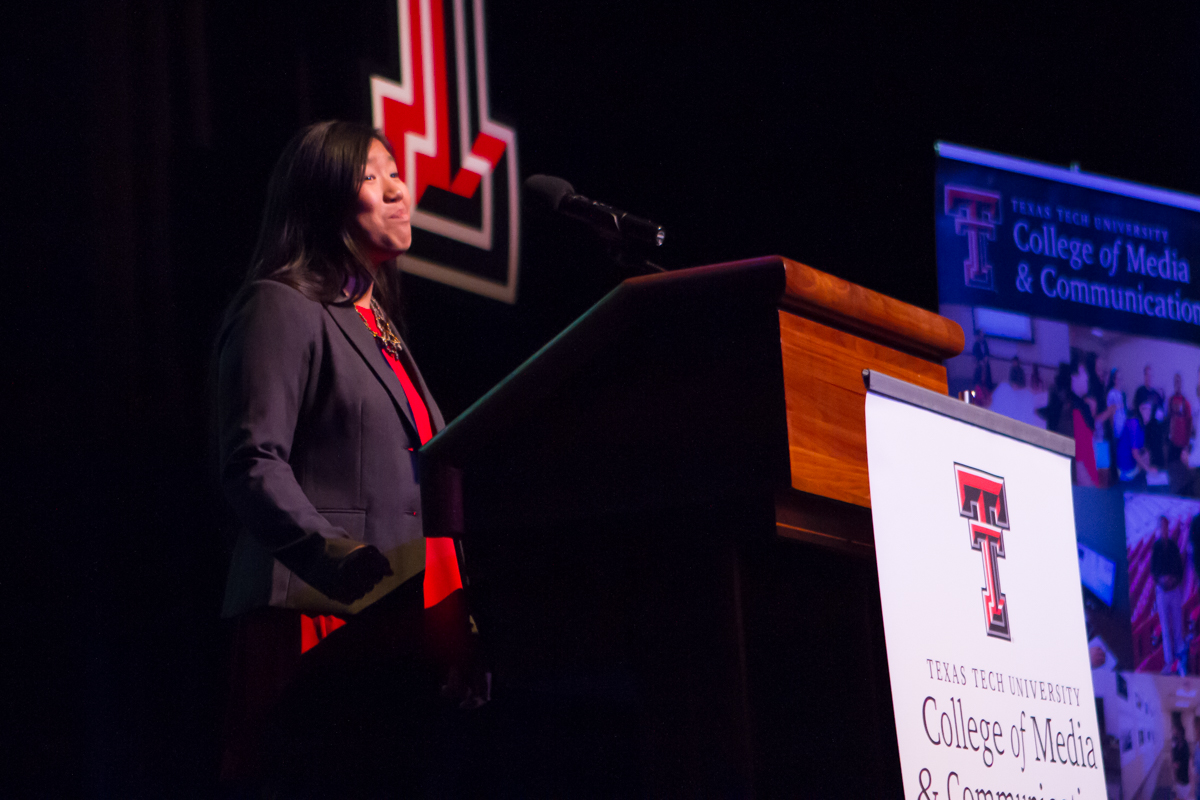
[216, 120, 475, 796]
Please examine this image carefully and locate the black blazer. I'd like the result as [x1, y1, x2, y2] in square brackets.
[217, 279, 445, 617]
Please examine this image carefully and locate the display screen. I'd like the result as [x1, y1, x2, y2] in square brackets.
[1080, 541, 1117, 607]
[973, 307, 1034, 342]
[937, 142, 1200, 800]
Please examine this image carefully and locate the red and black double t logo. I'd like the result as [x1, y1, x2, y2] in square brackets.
[954, 464, 1012, 641]
[370, 0, 520, 302]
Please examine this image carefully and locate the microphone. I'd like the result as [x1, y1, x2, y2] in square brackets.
[524, 175, 665, 248]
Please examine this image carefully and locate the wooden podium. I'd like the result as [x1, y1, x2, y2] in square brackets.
[420, 256, 963, 797]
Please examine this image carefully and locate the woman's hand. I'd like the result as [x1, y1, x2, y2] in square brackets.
[282, 534, 394, 605]
[327, 544, 394, 604]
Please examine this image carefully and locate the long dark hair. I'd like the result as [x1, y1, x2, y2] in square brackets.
[1084, 351, 1106, 413]
[1054, 353, 1095, 431]
[245, 120, 405, 324]
[1008, 358, 1026, 389]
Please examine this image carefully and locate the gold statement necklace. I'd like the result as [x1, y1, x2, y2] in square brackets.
[359, 297, 404, 359]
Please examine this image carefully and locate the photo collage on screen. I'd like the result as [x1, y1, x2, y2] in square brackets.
[937, 144, 1200, 800]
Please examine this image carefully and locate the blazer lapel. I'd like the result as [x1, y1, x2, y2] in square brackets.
[325, 303, 419, 436]
[395, 343, 445, 433]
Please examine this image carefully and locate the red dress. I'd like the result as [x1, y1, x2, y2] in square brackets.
[1073, 408, 1099, 486]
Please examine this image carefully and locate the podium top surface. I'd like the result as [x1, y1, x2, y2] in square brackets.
[430, 255, 961, 452]
[761, 255, 962, 362]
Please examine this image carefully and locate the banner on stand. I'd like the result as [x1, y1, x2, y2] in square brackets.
[865, 376, 1105, 800]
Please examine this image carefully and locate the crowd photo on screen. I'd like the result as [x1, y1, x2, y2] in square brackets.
[943, 307, 1200, 496]
[942, 304, 1200, 800]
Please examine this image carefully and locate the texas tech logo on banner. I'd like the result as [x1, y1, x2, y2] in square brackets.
[943, 185, 1000, 292]
[954, 463, 1012, 640]
[370, 0, 520, 302]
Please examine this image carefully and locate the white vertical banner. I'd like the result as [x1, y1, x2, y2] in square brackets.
[865, 389, 1106, 800]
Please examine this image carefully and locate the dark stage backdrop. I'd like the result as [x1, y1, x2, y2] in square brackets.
[7, 2, 1200, 796]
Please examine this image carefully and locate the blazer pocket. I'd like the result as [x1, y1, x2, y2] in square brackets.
[317, 508, 366, 541]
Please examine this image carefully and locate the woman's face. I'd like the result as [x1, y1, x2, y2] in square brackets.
[1071, 365, 1089, 397]
[352, 139, 411, 264]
